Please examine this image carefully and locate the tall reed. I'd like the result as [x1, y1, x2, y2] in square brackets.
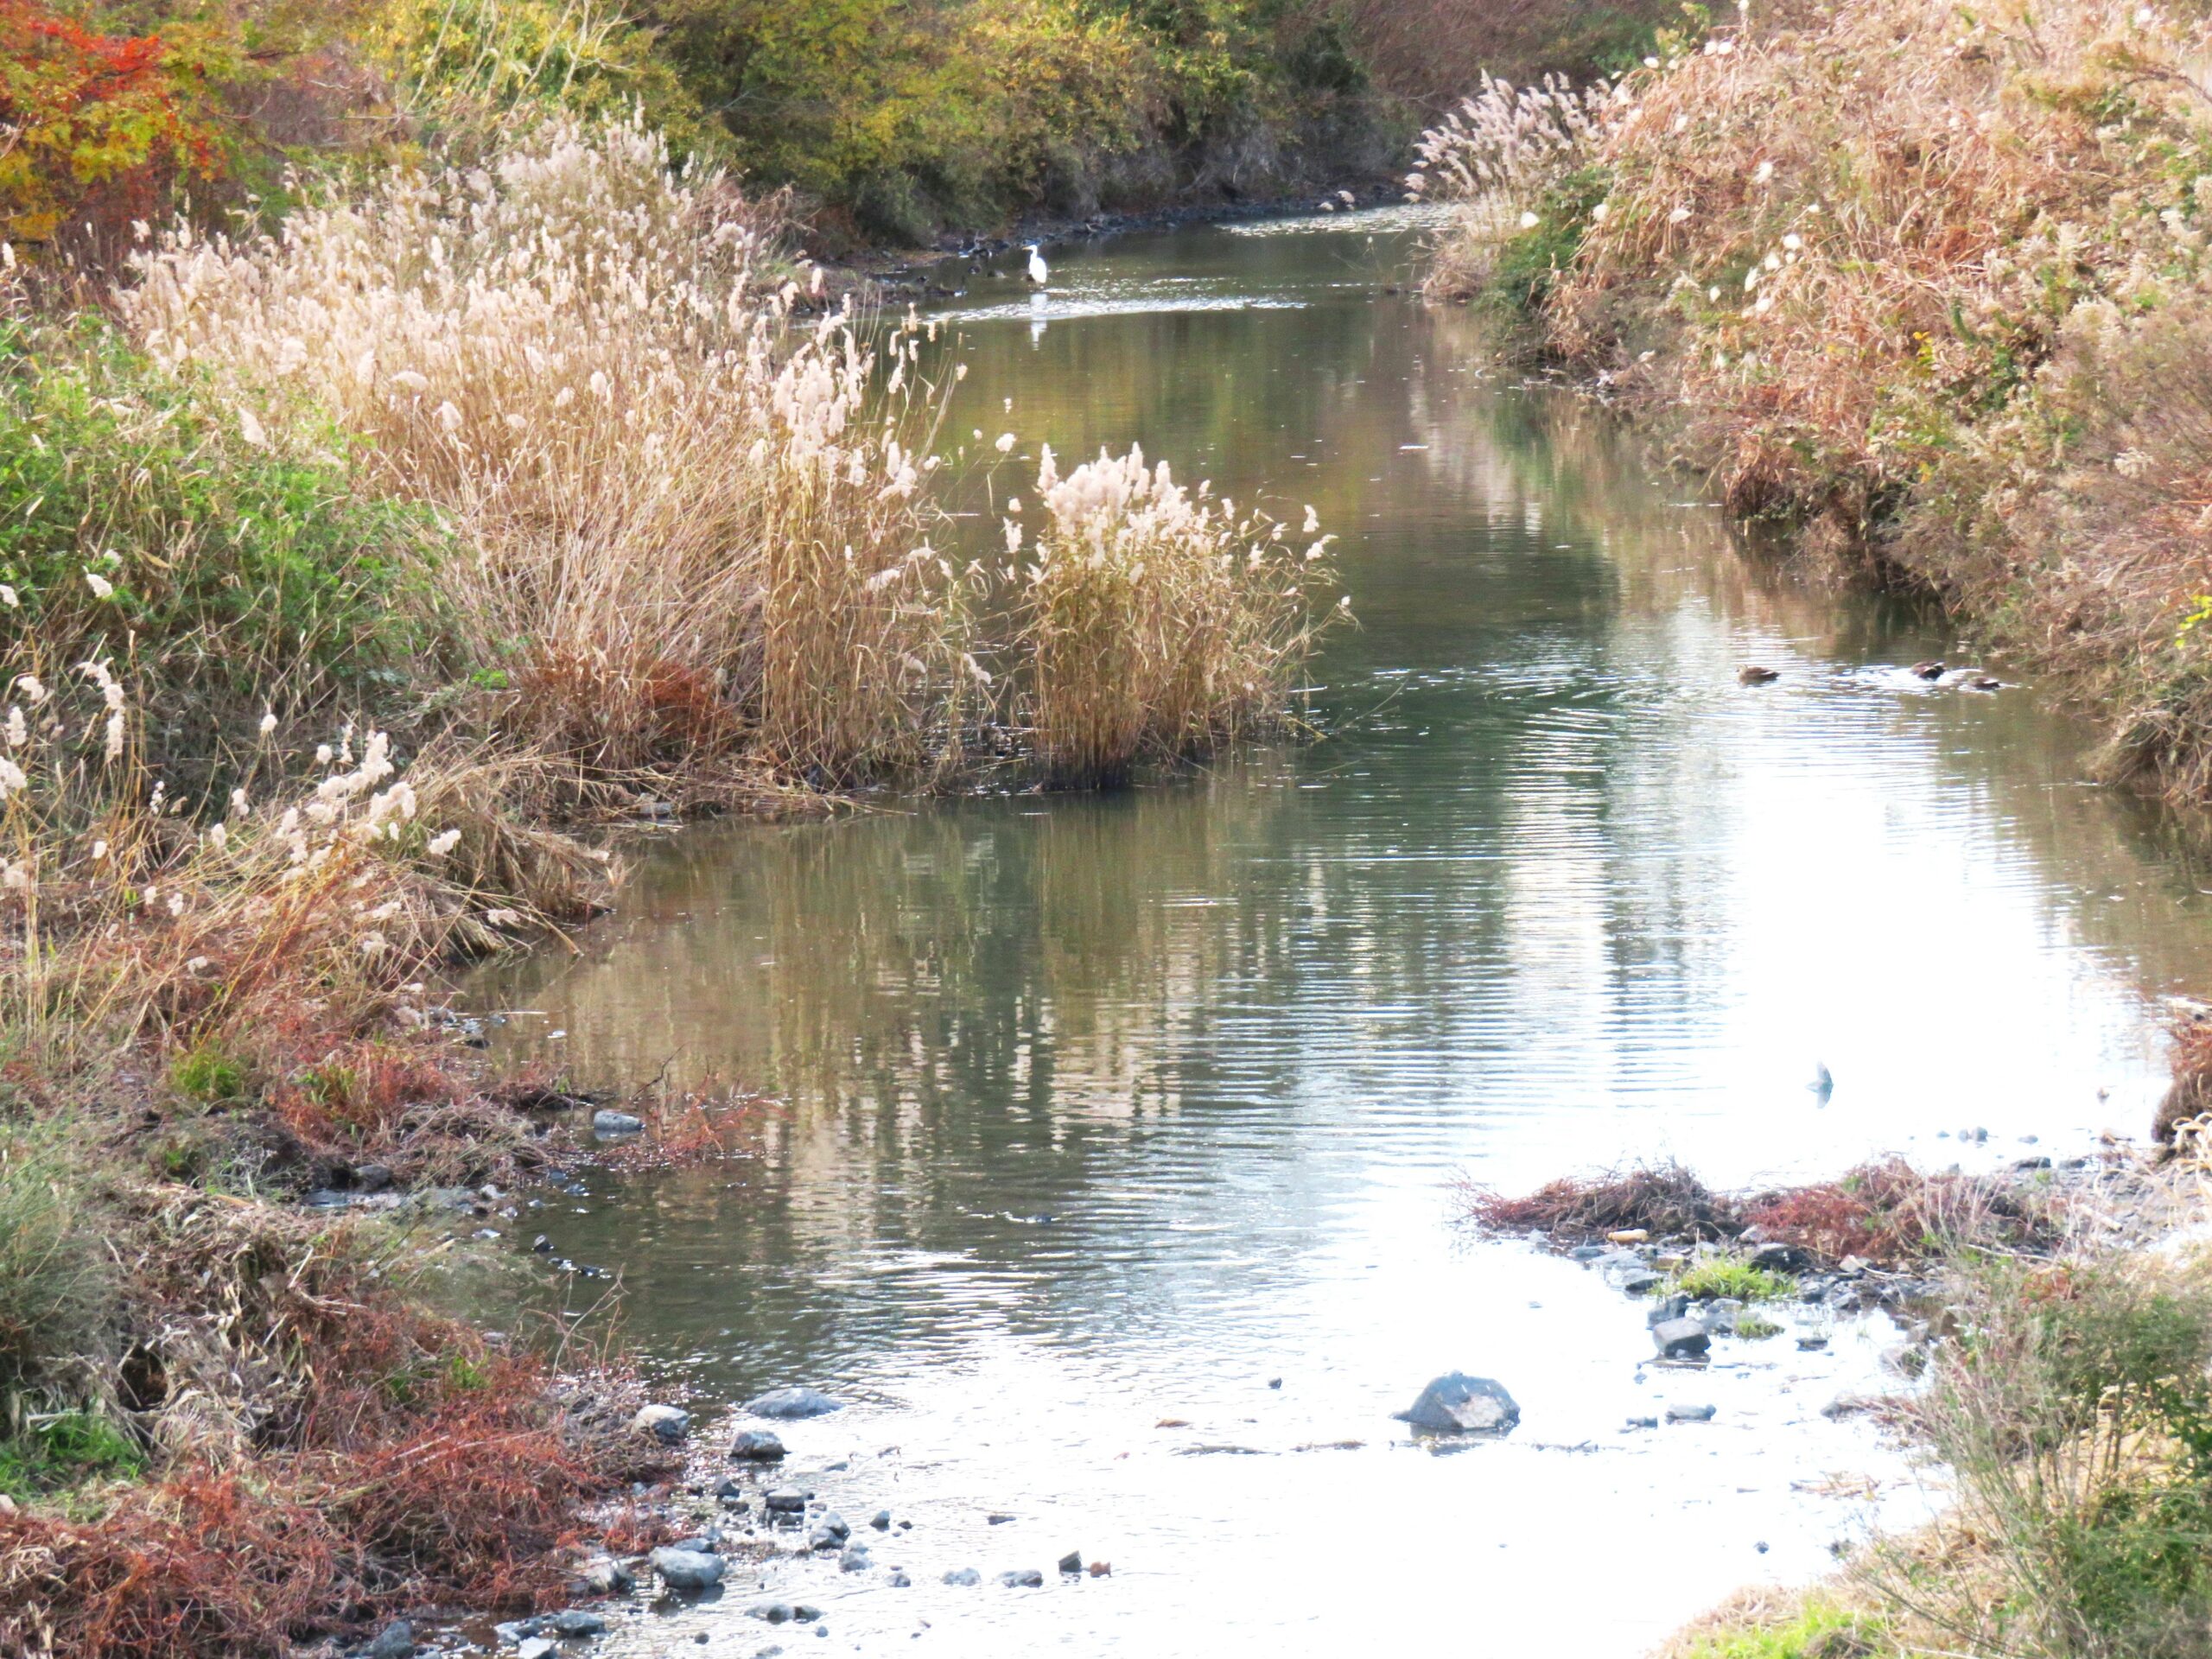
[1017, 445, 1337, 785]
[119, 116, 972, 785]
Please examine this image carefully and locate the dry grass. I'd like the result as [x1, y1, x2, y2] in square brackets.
[1017, 447, 1337, 786]
[0, 1181, 673, 1657]
[1456, 1160, 1736, 1240]
[1459, 1157, 2069, 1268]
[114, 114, 1333, 796]
[1418, 0, 2212, 806]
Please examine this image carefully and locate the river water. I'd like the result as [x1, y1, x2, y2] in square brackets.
[471, 210, 2212, 1656]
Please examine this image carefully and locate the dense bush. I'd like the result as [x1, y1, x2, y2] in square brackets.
[0, 310, 447, 753]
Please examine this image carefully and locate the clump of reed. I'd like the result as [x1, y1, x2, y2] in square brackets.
[1405, 70, 1623, 302]
[1014, 445, 1338, 786]
[116, 114, 1338, 796]
[120, 115, 970, 787]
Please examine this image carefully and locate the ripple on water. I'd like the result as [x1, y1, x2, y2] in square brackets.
[471, 213, 2201, 1656]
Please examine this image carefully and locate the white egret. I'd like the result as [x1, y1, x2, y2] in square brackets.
[1025, 242, 1049, 286]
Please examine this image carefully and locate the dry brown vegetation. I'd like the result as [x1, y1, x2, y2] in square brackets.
[1459, 1157, 2069, 1268]
[1416, 0, 2212, 808]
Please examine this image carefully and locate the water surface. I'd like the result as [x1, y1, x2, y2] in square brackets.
[473, 213, 2212, 1656]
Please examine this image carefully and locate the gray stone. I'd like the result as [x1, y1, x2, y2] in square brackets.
[838, 1545, 872, 1572]
[887, 1570, 912, 1587]
[729, 1429, 787, 1462]
[747, 1602, 795, 1624]
[493, 1620, 540, 1647]
[943, 1568, 982, 1586]
[1665, 1402, 1717, 1423]
[869, 1510, 892, 1531]
[649, 1547, 724, 1592]
[1645, 1292, 1690, 1327]
[1695, 1298, 1745, 1335]
[1822, 1393, 1881, 1420]
[632, 1403, 691, 1443]
[1000, 1569, 1046, 1588]
[546, 1611, 607, 1636]
[1057, 1551, 1084, 1574]
[741, 1386, 844, 1421]
[1653, 1319, 1713, 1360]
[517, 1640, 556, 1659]
[1567, 1244, 1607, 1262]
[1396, 1372, 1521, 1433]
[354, 1163, 394, 1193]
[592, 1109, 645, 1136]
[668, 1533, 718, 1554]
[1624, 1415, 1659, 1429]
[570, 1554, 633, 1596]
[368, 1622, 415, 1659]
[1749, 1241, 1813, 1274]
[793, 1605, 823, 1623]
[764, 1491, 807, 1513]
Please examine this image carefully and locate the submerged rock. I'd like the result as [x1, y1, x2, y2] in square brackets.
[943, 1568, 982, 1586]
[1665, 1402, 1717, 1423]
[591, 1109, 645, 1136]
[546, 1611, 607, 1636]
[649, 1547, 724, 1592]
[1396, 1372, 1521, 1433]
[1000, 1568, 1046, 1588]
[742, 1386, 844, 1421]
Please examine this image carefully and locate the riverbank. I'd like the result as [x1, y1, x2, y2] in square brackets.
[1459, 1138, 2212, 1659]
[1409, 0, 2212, 811]
[0, 100, 1351, 1651]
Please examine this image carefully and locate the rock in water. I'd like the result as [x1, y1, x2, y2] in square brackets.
[1653, 1319, 1713, 1360]
[1000, 1568, 1046, 1588]
[729, 1428, 787, 1461]
[649, 1547, 724, 1592]
[943, 1568, 982, 1586]
[592, 1109, 645, 1136]
[742, 1386, 845, 1420]
[368, 1622, 416, 1659]
[1396, 1373, 1521, 1433]
[631, 1403, 691, 1443]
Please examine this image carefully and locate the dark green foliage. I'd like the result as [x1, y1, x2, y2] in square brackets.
[0, 315, 450, 745]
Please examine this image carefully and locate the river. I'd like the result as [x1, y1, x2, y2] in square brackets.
[470, 207, 2212, 1656]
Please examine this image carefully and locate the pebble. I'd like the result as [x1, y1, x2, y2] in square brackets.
[1624, 1415, 1659, 1430]
[1000, 1568, 1046, 1588]
[748, 1602, 795, 1624]
[943, 1568, 982, 1586]
[1665, 1403, 1717, 1423]
[887, 1569, 912, 1587]
[870, 1510, 892, 1530]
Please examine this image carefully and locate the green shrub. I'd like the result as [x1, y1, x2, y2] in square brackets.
[168, 1042, 251, 1105]
[1916, 1258, 2212, 1658]
[0, 314, 448, 755]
